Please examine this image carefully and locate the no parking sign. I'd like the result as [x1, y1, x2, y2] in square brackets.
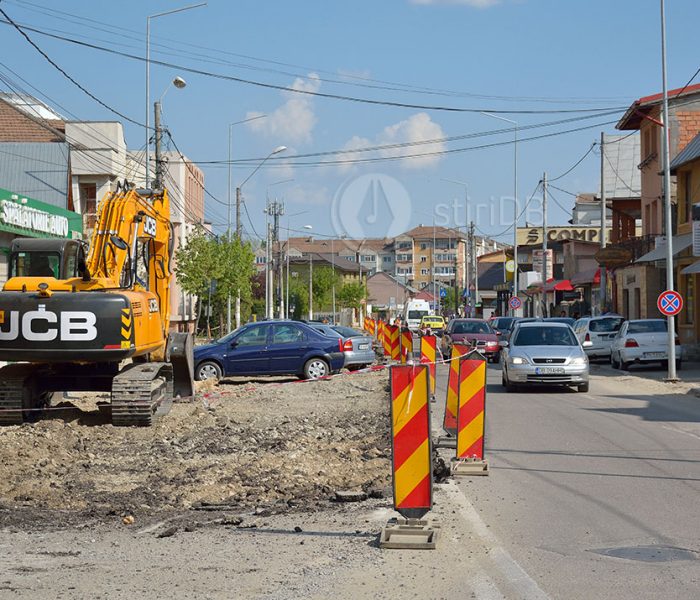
[509, 296, 522, 310]
[657, 290, 683, 316]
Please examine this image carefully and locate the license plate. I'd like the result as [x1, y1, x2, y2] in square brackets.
[535, 367, 565, 374]
[644, 352, 665, 358]
[358, 343, 369, 350]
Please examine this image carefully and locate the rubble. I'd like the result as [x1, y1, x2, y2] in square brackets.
[0, 370, 391, 527]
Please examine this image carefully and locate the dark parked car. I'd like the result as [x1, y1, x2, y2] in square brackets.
[194, 320, 345, 381]
[441, 318, 500, 362]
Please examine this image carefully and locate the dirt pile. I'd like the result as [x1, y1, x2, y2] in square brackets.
[0, 370, 391, 523]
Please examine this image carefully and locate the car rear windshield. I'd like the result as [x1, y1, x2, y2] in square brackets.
[492, 317, 515, 329]
[589, 317, 624, 332]
[332, 326, 363, 338]
[311, 325, 342, 338]
[451, 321, 491, 334]
[514, 326, 577, 346]
[628, 321, 667, 334]
[408, 310, 429, 319]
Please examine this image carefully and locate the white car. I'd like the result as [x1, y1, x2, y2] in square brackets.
[610, 319, 682, 371]
[572, 315, 625, 359]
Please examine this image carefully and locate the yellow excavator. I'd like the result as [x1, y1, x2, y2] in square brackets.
[0, 181, 194, 426]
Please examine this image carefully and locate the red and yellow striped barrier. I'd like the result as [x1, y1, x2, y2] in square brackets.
[400, 329, 413, 364]
[381, 322, 391, 357]
[457, 353, 486, 460]
[390, 364, 432, 517]
[442, 343, 471, 436]
[387, 324, 400, 361]
[368, 319, 376, 337]
[420, 335, 437, 397]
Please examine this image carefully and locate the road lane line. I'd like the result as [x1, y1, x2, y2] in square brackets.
[443, 481, 551, 600]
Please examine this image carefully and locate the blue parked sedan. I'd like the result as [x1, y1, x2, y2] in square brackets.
[194, 320, 346, 381]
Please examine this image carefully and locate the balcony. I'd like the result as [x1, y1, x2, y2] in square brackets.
[604, 235, 657, 265]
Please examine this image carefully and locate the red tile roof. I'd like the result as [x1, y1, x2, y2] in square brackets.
[0, 98, 64, 142]
[617, 83, 700, 131]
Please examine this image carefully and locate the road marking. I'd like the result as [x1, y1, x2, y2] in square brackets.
[661, 423, 700, 441]
[443, 481, 551, 600]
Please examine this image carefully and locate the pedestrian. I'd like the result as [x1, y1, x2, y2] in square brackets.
[560, 310, 567, 317]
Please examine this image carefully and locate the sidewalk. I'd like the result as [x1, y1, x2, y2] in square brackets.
[592, 360, 700, 396]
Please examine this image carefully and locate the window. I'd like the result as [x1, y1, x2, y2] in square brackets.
[255, 256, 266, 264]
[513, 326, 577, 347]
[383, 256, 392, 263]
[420, 243, 428, 250]
[628, 320, 667, 334]
[11, 251, 60, 278]
[272, 324, 305, 344]
[79, 182, 97, 215]
[589, 317, 624, 332]
[420, 256, 427, 262]
[452, 321, 491, 334]
[235, 325, 269, 347]
[361, 254, 375, 263]
[396, 253, 413, 262]
[421, 268, 429, 275]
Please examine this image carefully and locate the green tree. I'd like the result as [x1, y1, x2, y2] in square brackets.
[312, 266, 341, 310]
[337, 281, 366, 313]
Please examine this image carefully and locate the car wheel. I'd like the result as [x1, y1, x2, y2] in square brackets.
[304, 358, 329, 380]
[503, 369, 517, 392]
[196, 361, 222, 381]
[620, 360, 630, 371]
[611, 353, 620, 369]
[578, 382, 589, 393]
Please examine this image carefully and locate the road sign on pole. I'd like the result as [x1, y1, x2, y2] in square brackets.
[657, 290, 683, 316]
[509, 296, 522, 310]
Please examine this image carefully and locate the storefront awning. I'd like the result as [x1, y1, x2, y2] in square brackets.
[571, 268, 601, 286]
[544, 279, 574, 292]
[635, 233, 692, 263]
[681, 260, 700, 275]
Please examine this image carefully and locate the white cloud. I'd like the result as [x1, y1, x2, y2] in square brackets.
[336, 113, 447, 171]
[410, 0, 501, 7]
[246, 73, 320, 144]
[285, 183, 331, 207]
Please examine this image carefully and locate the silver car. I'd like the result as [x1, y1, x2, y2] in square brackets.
[610, 319, 682, 371]
[501, 322, 589, 393]
[309, 324, 376, 371]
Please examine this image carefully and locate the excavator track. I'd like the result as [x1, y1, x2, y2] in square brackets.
[0, 364, 51, 425]
[111, 362, 173, 427]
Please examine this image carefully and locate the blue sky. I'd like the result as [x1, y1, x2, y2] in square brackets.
[1, 0, 699, 243]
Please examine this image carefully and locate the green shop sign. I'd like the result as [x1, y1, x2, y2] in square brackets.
[0, 188, 82, 239]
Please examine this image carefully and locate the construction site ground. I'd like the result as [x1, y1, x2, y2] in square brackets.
[0, 367, 453, 599]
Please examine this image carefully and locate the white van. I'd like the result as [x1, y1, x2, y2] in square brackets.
[404, 299, 431, 332]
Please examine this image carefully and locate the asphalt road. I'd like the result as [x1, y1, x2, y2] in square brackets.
[432, 359, 700, 600]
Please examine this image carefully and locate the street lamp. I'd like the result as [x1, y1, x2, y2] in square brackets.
[228, 115, 267, 236]
[442, 178, 469, 316]
[153, 76, 187, 190]
[146, 2, 206, 188]
[303, 225, 314, 320]
[480, 112, 518, 315]
[231, 145, 288, 330]
[266, 179, 294, 319]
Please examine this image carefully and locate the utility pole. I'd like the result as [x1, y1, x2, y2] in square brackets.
[234, 185, 242, 330]
[660, 0, 677, 380]
[308, 253, 314, 321]
[454, 241, 459, 315]
[153, 101, 163, 189]
[542, 171, 548, 318]
[474, 233, 480, 315]
[265, 221, 271, 319]
[599, 132, 607, 316]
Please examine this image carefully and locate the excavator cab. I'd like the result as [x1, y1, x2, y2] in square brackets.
[8, 238, 90, 281]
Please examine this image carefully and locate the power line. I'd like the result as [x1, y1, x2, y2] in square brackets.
[674, 65, 700, 99]
[548, 142, 596, 182]
[0, 16, 628, 116]
[6, 0, 633, 106]
[0, 7, 147, 128]
[547, 183, 578, 197]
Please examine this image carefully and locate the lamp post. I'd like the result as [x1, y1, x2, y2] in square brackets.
[303, 225, 314, 320]
[480, 112, 518, 314]
[229, 145, 287, 332]
[267, 178, 294, 319]
[442, 178, 469, 316]
[153, 76, 187, 190]
[146, 2, 206, 188]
